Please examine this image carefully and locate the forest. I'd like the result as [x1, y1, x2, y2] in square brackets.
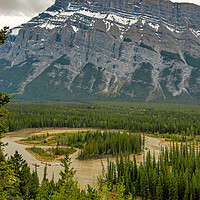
[105, 141, 200, 200]
[2, 151, 101, 199]
[2, 101, 200, 199]
[1, 15, 200, 199]
[21, 130, 143, 160]
[5, 102, 200, 136]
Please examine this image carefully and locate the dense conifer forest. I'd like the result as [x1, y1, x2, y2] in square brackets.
[2, 101, 200, 199]
[6, 102, 200, 136]
[3, 151, 101, 199]
[105, 142, 200, 200]
[21, 130, 143, 160]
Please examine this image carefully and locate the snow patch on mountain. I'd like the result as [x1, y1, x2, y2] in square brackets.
[106, 13, 138, 26]
[40, 22, 58, 29]
[189, 28, 200, 37]
[72, 25, 79, 33]
[148, 23, 159, 31]
[45, 11, 60, 16]
[10, 28, 21, 36]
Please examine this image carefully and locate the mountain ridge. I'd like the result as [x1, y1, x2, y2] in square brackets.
[0, 0, 199, 102]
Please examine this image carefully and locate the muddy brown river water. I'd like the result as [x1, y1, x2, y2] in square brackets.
[2, 130, 165, 189]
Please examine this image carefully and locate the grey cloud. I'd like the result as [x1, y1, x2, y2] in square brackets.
[0, 0, 55, 16]
[1, 0, 199, 17]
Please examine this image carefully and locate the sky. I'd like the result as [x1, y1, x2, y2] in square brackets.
[0, 0, 199, 29]
[0, 0, 55, 29]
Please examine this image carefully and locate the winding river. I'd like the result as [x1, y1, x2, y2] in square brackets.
[2, 130, 165, 189]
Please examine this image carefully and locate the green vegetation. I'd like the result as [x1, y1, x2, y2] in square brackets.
[3, 100, 200, 198]
[0, 26, 9, 45]
[139, 42, 155, 52]
[5, 151, 101, 199]
[105, 142, 200, 199]
[0, 26, 17, 199]
[92, 67, 105, 93]
[20, 132, 52, 145]
[2, 53, 200, 200]
[21, 130, 143, 160]
[2, 66, 200, 200]
[128, 62, 153, 100]
[7, 101, 200, 136]
[161, 50, 183, 62]
[0, 58, 11, 70]
[123, 38, 132, 42]
[132, 62, 152, 83]
[51, 54, 70, 66]
[150, 131, 200, 143]
[0, 31, 99, 199]
[184, 53, 200, 68]
[0, 90, 12, 199]
[27, 146, 76, 161]
[78, 131, 142, 159]
[71, 62, 97, 93]
[0, 58, 39, 86]
[18, 55, 71, 101]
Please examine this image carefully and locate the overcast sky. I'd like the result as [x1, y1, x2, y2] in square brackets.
[0, 0, 55, 29]
[0, 0, 199, 29]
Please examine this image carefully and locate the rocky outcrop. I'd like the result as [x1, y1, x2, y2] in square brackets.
[0, 0, 199, 102]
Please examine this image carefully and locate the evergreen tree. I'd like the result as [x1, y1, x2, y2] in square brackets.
[156, 177, 163, 200]
[0, 34, 13, 197]
[0, 161, 16, 199]
[29, 167, 39, 199]
[56, 154, 80, 199]
[0, 91, 11, 160]
[43, 163, 48, 182]
[0, 26, 9, 45]
[8, 150, 26, 177]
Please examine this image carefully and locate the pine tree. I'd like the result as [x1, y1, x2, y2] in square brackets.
[183, 181, 190, 200]
[0, 161, 16, 198]
[20, 163, 33, 198]
[0, 91, 11, 161]
[133, 155, 137, 182]
[29, 167, 39, 199]
[140, 166, 148, 200]
[8, 150, 26, 178]
[43, 163, 48, 182]
[0, 27, 9, 45]
[156, 177, 163, 200]
[0, 50, 13, 198]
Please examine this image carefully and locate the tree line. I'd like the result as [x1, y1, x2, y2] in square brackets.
[6, 102, 200, 135]
[2, 151, 100, 199]
[22, 130, 143, 160]
[105, 142, 200, 199]
[78, 131, 143, 159]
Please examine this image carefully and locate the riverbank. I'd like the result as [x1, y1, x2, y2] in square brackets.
[4, 127, 115, 137]
[2, 128, 165, 188]
[26, 146, 76, 162]
[17, 129, 143, 161]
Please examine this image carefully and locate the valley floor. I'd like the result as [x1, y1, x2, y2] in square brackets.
[3, 127, 165, 188]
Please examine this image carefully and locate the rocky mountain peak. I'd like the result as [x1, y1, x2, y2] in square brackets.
[0, 0, 199, 102]
[48, 0, 200, 32]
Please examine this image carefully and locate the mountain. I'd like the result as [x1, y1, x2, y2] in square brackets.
[0, 0, 200, 102]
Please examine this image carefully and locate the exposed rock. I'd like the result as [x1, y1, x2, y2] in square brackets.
[0, 0, 199, 102]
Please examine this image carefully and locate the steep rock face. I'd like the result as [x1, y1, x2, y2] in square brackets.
[0, 0, 199, 102]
